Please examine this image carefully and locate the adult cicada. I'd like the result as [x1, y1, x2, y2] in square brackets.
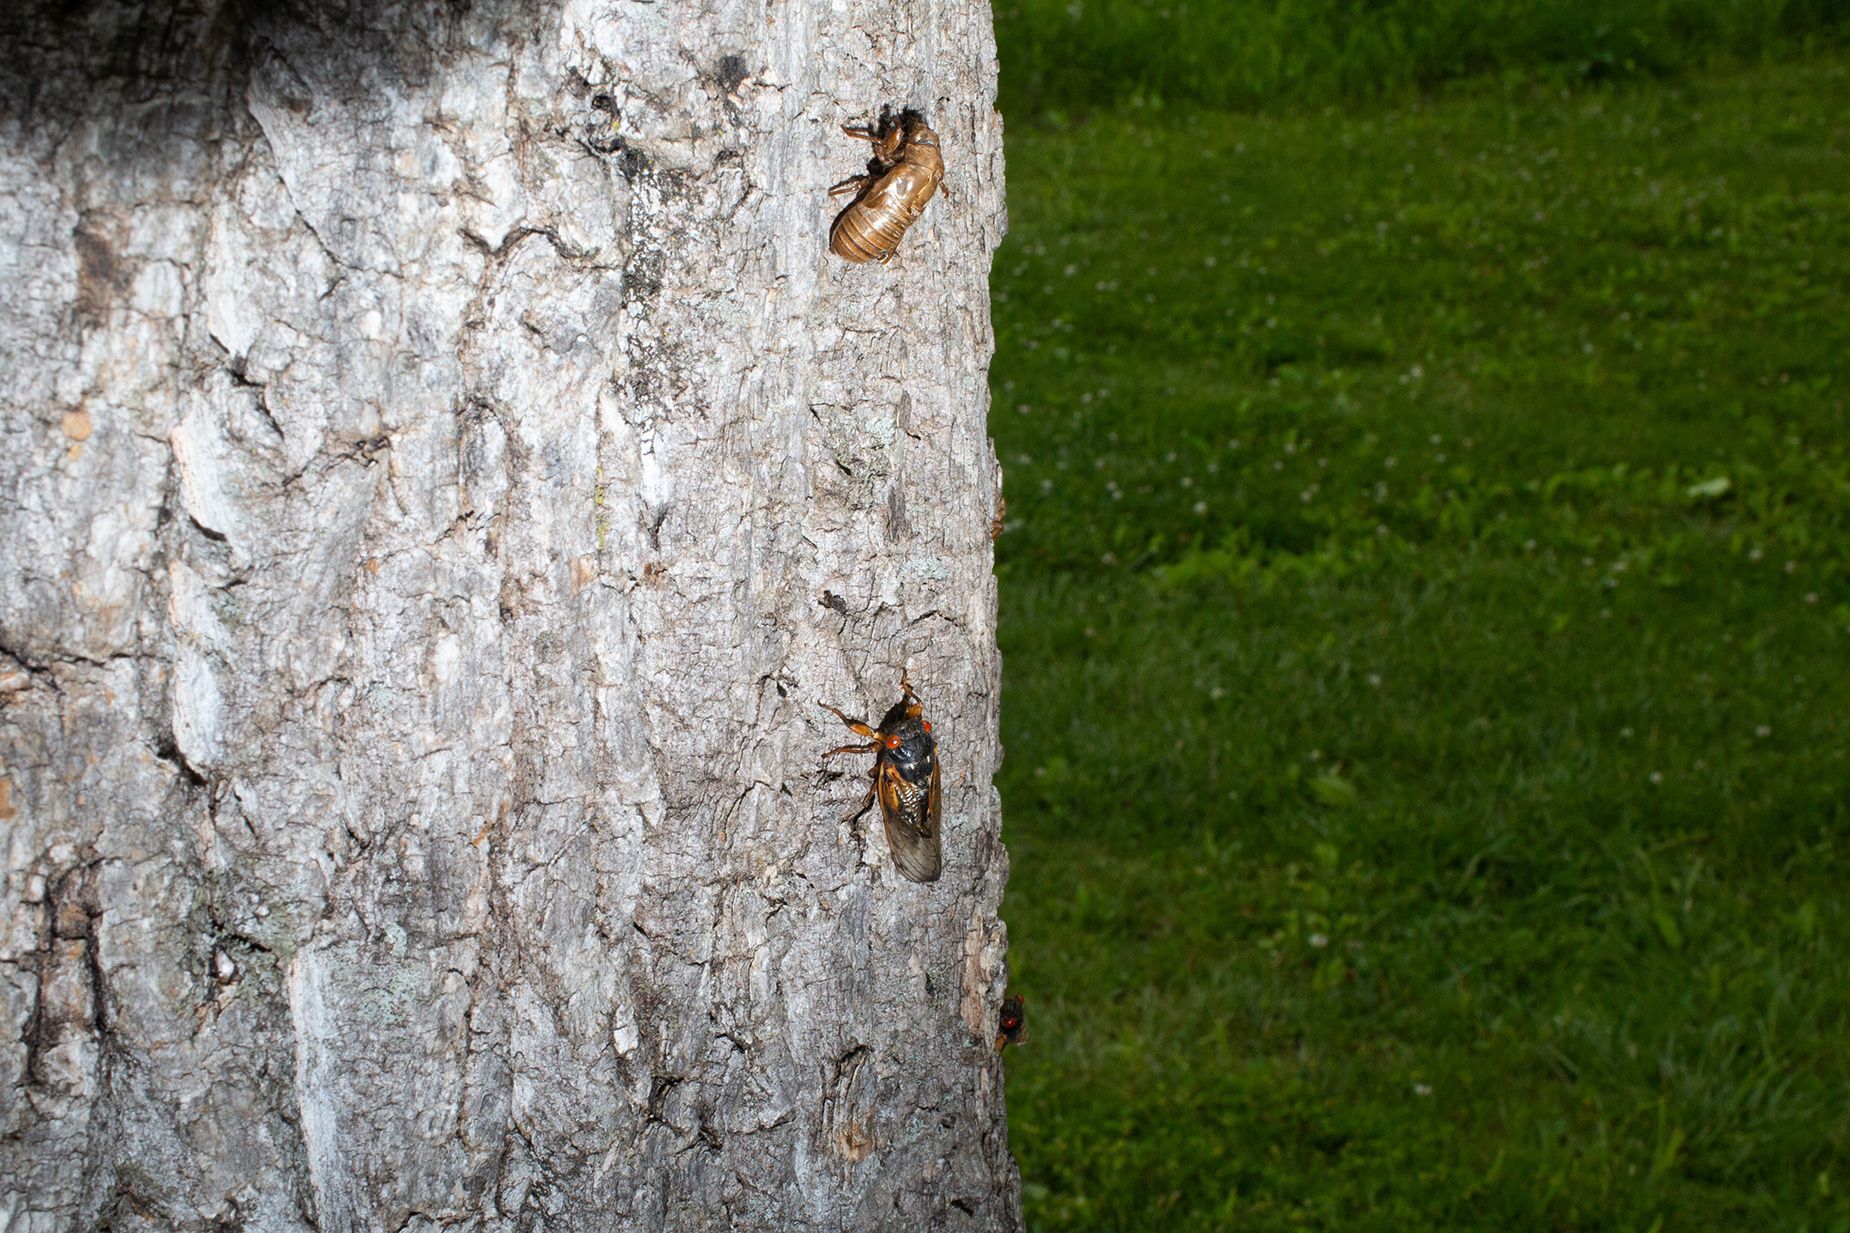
[994, 994, 1028, 1053]
[820, 671, 943, 882]
[827, 110, 944, 265]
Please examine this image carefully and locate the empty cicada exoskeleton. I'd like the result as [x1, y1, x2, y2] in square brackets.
[827, 109, 944, 265]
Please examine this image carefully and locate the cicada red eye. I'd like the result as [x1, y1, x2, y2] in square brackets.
[921, 720, 932, 732]
[885, 735, 902, 749]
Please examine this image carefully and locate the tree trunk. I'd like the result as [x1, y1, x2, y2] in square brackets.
[0, 2, 1015, 1229]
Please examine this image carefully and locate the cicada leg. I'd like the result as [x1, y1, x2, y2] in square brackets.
[841, 123, 904, 168]
[821, 747, 881, 829]
[828, 174, 870, 198]
[819, 701, 878, 741]
[899, 671, 919, 705]
[845, 778, 878, 826]
[820, 701, 883, 830]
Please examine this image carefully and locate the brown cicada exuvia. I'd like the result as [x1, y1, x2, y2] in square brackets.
[827, 109, 944, 265]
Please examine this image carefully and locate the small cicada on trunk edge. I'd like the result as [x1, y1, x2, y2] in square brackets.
[994, 994, 1028, 1052]
[820, 671, 943, 883]
[827, 109, 944, 265]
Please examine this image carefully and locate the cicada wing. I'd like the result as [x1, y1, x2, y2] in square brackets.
[928, 755, 942, 841]
[877, 759, 942, 884]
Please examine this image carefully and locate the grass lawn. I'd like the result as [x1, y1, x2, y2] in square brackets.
[995, 0, 1849, 114]
[989, 55, 1850, 1231]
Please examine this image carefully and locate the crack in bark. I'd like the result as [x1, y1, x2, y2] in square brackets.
[21, 857, 108, 1093]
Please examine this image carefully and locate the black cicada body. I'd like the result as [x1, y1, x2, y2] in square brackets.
[820, 672, 943, 883]
[994, 994, 1028, 1053]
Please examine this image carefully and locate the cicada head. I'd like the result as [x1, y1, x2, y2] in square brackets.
[896, 111, 943, 173]
[876, 695, 934, 769]
[903, 117, 939, 150]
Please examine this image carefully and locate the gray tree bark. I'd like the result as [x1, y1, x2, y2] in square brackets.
[0, 2, 1015, 1229]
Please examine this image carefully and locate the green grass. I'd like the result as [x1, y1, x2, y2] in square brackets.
[997, 0, 1850, 115]
[990, 56, 1850, 1232]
